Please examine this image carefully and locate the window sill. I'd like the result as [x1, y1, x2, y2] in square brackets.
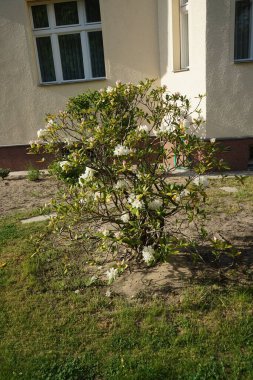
[38, 77, 106, 86]
[234, 59, 253, 63]
[173, 68, 190, 73]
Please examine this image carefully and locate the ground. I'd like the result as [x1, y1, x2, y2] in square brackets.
[1, 174, 253, 379]
[0, 176, 58, 216]
[1, 175, 253, 297]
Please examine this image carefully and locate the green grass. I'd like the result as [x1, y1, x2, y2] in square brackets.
[1, 179, 253, 380]
[206, 176, 253, 214]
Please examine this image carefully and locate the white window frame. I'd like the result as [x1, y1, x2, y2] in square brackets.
[180, 0, 189, 69]
[234, 0, 253, 62]
[29, 0, 106, 84]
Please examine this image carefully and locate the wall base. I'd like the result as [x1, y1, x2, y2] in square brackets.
[215, 138, 253, 171]
[1, 138, 253, 172]
[0, 145, 54, 171]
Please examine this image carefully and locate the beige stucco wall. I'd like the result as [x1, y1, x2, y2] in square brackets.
[206, 0, 253, 138]
[158, 0, 207, 121]
[0, 0, 160, 146]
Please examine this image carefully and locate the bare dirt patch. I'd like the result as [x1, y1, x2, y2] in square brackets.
[0, 176, 58, 216]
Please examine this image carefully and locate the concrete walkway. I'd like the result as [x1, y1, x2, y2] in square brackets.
[7, 169, 253, 179]
[21, 213, 56, 224]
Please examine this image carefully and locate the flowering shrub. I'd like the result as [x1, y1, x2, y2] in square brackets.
[30, 79, 230, 283]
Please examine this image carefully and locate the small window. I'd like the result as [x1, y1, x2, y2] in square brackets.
[31, 5, 49, 29]
[249, 145, 253, 169]
[234, 0, 253, 60]
[180, 0, 189, 69]
[54, 1, 79, 26]
[85, 0, 101, 23]
[30, 0, 105, 84]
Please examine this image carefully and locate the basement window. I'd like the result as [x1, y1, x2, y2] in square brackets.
[248, 145, 253, 169]
[30, 0, 106, 84]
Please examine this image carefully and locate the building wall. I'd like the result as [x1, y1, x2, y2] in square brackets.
[206, 0, 253, 139]
[0, 0, 160, 147]
[158, 0, 207, 119]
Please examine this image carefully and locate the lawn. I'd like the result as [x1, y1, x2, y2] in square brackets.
[0, 176, 253, 379]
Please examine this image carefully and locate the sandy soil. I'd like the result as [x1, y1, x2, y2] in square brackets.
[0, 176, 58, 216]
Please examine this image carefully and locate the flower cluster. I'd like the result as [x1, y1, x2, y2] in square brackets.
[114, 145, 133, 156]
[128, 194, 144, 209]
[106, 267, 118, 284]
[142, 246, 155, 265]
[78, 167, 95, 185]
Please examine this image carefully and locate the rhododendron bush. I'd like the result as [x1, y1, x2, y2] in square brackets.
[30, 79, 230, 281]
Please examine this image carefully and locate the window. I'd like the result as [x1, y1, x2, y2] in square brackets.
[180, 0, 189, 69]
[30, 0, 106, 84]
[234, 0, 253, 60]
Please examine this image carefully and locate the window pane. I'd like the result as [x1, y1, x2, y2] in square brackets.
[85, 0, 101, 22]
[36, 37, 56, 82]
[180, 11, 189, 68]
[58, 34, 84, 80]
[31, 5, 49, 28]
[235, 1, 251, 59]
[88, 31, 105, 77]
[54, 1, 79, 26]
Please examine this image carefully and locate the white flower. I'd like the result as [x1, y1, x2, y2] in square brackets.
[106, 268, 118, 284]
[163, 123, 176, 133]
[37, 129, 45, 139]
[114, 231, 123, 239]
[121, 213, 130, 223]
[93, 192, 102, 201]
[114, 179, 129, 190]
[131, 199, 143, 209]
[105, 289, 112, 297]
[210, 138, 216, 143]
[175, 189, 190, 202]
[59, 160, 71, 171]
[113, 144, 132, 156]
[137, 124, 152, 134]
[152, 129, 159, 137]
[78, 167, 95, 185]
[193, 176, 209, 187]
[128, 193, 135, 203]
[128, 194, 143, 209]
[87, 136, 95, 144]
[148, 198, 163, 210]
[89, 275, 97, 284]
[154, 123, 175, 136]
[79, 198, 85, 204]
[101, 228, 110, 237]
[46, 119, 54, 128]
[142, 246, 155, 265]
[106, 86, 114, 93]
[74, 289, 80, 294]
